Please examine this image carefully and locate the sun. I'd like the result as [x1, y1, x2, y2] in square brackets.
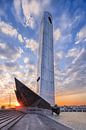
[15, 102, 21, 107]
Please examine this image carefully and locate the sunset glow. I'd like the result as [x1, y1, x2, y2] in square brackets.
[0, 92, 86, 108]
[56, 93, 86, 106]
[15, 101, 21, 107]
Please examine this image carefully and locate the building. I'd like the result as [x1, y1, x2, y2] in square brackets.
[37, 12, 55, 106]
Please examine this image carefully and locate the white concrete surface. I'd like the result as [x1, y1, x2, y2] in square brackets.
[9, 114, 72, 130]
[38, 12, 55, 105]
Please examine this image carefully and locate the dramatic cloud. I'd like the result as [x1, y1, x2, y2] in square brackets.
[55, 48, 86, 96]
[13, 0, 51, 28]
[0, 56, 37, 100]
[0, 0, 86, 105]
[0, 20, 38, 53]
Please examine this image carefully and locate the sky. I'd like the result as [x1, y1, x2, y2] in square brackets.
[0, 0, 86, 106]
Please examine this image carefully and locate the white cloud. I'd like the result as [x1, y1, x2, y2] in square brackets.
[18, 34, 24, 43]
[60, 14, 72, 31]
[0, 42, 6, 49]
[24, 57, 29, 64]
[55, 46, 86, 96]
[25, 64, 35, 71]
[0, 20, 24, 43]
[0, 56, 37, 99]
[20, 65, 24, 69]
[13, 0, 40, 28]
[21, 0, 42, 28]
[0, 0, 53, 101]
[13, 0, 23, 24]
[0, 42, 23, 61]
[72, 48, 85, 64]
[25, 15, 35, 28]
[22, 0, 40, 16]
[13, 0, 51, 28]
[0, 20, 38, 53]
[18, 47, 24, 54]
[0, 21, 18, 37]
[54, 28, 61, 42]
[55, 51, 64, 61]
[75, 26, 86, 44]
[66, 48, 80, 58]
[63, 71, 78, 85]
[25, 38, 38, 51]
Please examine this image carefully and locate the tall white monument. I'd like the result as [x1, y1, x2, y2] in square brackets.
[37, 12, 55, 106]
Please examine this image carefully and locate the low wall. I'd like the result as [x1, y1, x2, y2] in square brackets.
[17, 107, 52, 115]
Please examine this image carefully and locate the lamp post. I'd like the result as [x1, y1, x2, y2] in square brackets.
[9, 92, 11, 108]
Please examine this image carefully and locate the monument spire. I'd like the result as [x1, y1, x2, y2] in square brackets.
[37, 12, 55, 105]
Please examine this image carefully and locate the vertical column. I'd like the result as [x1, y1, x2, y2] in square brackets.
[37, 12, 55, 106]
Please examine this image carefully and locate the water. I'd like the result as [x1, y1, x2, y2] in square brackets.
[53, 112, 86, 130]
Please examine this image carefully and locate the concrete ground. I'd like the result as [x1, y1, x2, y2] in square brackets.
[9, 114, 72, 130]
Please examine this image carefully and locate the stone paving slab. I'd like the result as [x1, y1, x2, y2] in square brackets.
[9, 114, 72, 130]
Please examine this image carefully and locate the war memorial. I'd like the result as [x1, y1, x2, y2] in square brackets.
[15, 12, 59, 114]
[0, 12, 72, 130]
